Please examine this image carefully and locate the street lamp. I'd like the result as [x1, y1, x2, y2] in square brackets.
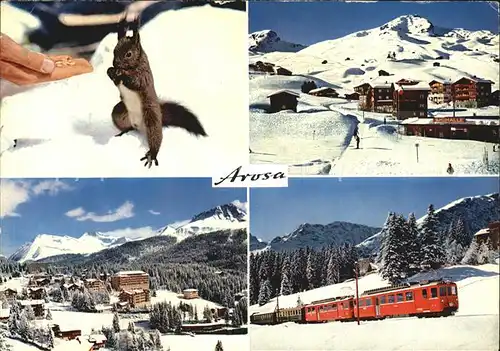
[415, 143, 420, 163]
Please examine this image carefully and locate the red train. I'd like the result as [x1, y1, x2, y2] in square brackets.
[250, 279, 459, 325]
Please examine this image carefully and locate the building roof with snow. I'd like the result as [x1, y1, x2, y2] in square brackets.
[183, 288, 198, 292]
[115, 270, 147, 276]
[394, 82, 431, 91]
[474, 228, 490, 237]
[88, 334, 107, 343]
[267, 89, 300, 98]
[309, 87, 337, 94]
[18, 299, 44, 306]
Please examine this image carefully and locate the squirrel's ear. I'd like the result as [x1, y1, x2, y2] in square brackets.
[131, 16, 141, 40]
[117, 18, 127, 40]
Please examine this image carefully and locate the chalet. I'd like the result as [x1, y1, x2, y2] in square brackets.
[0, 288, 17, 302]
[63, 283, 82, 293]
[83, 278, 105, 293]
[354, 83, 373, 111]
[490, 90, 499, 106]
[88, 334, 107, 349]
[308, 87, 339, 98]
[28, 287, 45, 300]
[183, 288, 199, 299]
[267, 90, 300, 113]
[400, 116, 499, 143]
[118, 289, 150, 309]
[392, 81, 430, 119]
[275, 66, 292, 76]
[429, 79, 452, 105]
[211, 306, 228, 319]
[18, 300, 45, 317]
[452, 77, 494, 108]
[35, 278, 51, 287]
[474, 222, 500, 250]
[52, 324, 82, 340]
[344, 92, 360, 100]
[372, 80, 394, 113]
[0, 308, 9, 321]
[378, 70, 390, 77]
[433, 62, 440, 67]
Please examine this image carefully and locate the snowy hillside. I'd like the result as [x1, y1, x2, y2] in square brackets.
[250, 263, 499, 350]
[252, 15, 499, 93]
[358, 193, 500, 255]
[264, 222, 380, 253]
[249, 15, 499, 175]
[0, 5, 248, 177]
[249, 30, 307, 53]
[9, 201, 248, 263]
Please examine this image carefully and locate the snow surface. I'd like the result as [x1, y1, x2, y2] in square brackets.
[249, 15, 499, 176]
[0, 5, 248, 177]
[250, 264, 499, 351]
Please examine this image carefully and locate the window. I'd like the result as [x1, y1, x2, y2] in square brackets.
[450, 286, 457, 295]
[431, 288, 438, 298]
[365, 299, 372, 306]
[388, 295, 395, 303]
[422, 289, 428, 299]
[358, 300, 364, 307]
[420, 112, 425, 117]
[406, 292, 414, 301]
[439, 287, 447, 296]
[380, 296, 386, 304]
[420, 94, 425, 99]
[333, 304, 337, 310]
[343, 302, 348, 309]
[378, 95, 382, 99]
[396, 293, 403, 302]
[350, 301, 354, 308]
[386, 95, 389, 99]
[419, 104, 425, 108]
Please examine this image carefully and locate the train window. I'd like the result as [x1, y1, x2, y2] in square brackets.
[358, 300, 364, 307]
[380, 296, 386, 304]
[431, 288, 438, 298]
[405, 292, 413, 301]
[422, 289, 428, 299]
[350, 301, 354, 308]
[388, 295, 395, 303]
[439, 287, 446, 296]
[396, 293, 403, 302]
[343, 302, 348, 309]
[333, 304, 337, 310]
[450, 286, 457, 295]
[366, 299, 372, 306]
[447, 286, 452, 296]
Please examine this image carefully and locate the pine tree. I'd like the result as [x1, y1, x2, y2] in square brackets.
[477, 240, 495, 264]
[24, 305, 35, 321]
[8, 303, 20, 335]
[203, 305, 213, 323]
[420, 204, 444, 269]
[306, 252, 316, 289]
[407, 213, 423, 275]
[461, 240, 479, 265]
[279, 256, 293, 296]
[128, 321, 136, 334]
[113, 312, 121, 333]
[379, 214, 409, 284]
[215, 340, 224, 351]
[46, 325, 54, 348]
[377, 212, 396, 266]
[18, 311, 30, 340]
[258, 279, 272, 306]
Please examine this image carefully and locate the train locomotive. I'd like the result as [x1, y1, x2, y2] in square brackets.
[250, 279, 459, 325]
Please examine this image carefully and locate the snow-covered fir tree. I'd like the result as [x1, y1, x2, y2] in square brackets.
[477, 240, 496, 264]
[406, 213, 423, 275]
[46, 325, 54, 349]
[419, 204, 445, 269]
[128, 321, 136, 333]
[379, 214, 410, 284]
[306, 251, 317, 289]
[215, 340, 224, 351]
[461, 239, 479, 265]
[280, 256, 293, 296]
[24, 305, 35, 321]
[113, 312, 121, 333]
[258, 279, 272, 306]
[376, 212, 395, 266]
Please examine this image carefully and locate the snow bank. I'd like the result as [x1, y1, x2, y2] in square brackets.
[0, 5, 248, 177]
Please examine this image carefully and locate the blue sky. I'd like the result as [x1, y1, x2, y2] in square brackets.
[0, 178, 247, 256]
[249, 1, 499, 45]
[250, 177, 499, 242]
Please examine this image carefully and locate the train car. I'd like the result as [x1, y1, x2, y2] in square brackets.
[304, 295, 355, 323]
[276, 306, 304, 323]
[355, 279, 459, 320]
[250, 311, 277, 325]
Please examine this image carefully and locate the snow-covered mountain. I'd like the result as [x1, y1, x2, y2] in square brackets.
[249, 30, 307, 53]
[357, 193, 500, 255]
[250, 234, 268, 251]
[249, 14, 499, 95]
[9, 201, 248, 263]
[9, 232, 130, 263]
[258, 221, 380, 253]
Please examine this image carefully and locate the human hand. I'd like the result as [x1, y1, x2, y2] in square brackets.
[0, 33, 93, 86]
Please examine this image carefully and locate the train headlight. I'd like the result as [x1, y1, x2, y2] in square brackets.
[449, 302, 454, 307]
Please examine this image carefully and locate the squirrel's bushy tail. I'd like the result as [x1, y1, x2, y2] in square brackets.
[161, 101, 207, 137]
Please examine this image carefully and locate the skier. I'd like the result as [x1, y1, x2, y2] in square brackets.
[384, 117, 386, 125]
[446, 163, 454, 175]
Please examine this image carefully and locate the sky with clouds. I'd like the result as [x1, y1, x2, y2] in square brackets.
[250, 177, 499, 242]
[0, 178, 247, 256]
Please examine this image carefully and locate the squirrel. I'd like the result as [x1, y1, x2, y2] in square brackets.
[107, 17, 207, 168]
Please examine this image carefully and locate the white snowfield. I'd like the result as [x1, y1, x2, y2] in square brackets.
[249, 15, 499, 176]
[0, 5, 248, 177]
[250, 264, 499, 351]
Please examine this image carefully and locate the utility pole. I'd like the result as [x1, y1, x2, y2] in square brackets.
[354, 261, 360, 326]
[452, 83, 456, 119]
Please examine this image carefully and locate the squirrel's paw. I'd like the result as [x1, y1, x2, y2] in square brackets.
[140, 151, 159, 169]
[107, 67, 121, 84]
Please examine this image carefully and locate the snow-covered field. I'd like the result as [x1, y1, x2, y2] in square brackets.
[250, 264, 499, 350]
[249, 15, 500, 176]
[0, 4, 248, 177]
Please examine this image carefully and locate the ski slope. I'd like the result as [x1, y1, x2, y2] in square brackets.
[0, 5, 248, 177]
[249, 15, 499, 176]
[250, 264, 499, 351]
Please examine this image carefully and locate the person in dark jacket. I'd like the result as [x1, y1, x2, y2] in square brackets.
[447, 163, 454, 175]
[355, 135, 360, 149]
